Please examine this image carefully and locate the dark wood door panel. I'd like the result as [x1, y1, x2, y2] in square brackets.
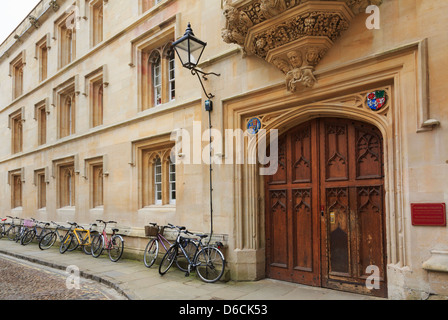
[266, 118, 387, 298]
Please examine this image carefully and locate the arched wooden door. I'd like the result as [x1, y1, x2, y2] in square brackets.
[265, 118, 387, 298]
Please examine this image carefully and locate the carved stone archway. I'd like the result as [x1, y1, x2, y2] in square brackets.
[221, 42, 431, 298]
[222, 0, 382, 91]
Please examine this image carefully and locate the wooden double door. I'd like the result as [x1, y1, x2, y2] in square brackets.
[265, 118, 387, 298]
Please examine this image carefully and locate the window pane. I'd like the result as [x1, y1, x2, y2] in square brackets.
[154, 158, 162, 203]
[169, 54, 175, 101]
[169, 161, 176, 203]
[153, 61, 162, 106]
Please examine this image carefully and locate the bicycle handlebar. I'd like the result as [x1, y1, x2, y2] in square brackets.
[168, 223, 186, 231]
[96, 219, 117, 224]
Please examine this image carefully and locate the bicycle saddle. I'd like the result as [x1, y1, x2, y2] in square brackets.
[1, 218, 6, 222]
[112, 228, 119, 233]
[197, 234, 209, 239]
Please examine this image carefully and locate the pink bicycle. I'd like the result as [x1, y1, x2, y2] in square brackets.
[91, 220, 124, 262]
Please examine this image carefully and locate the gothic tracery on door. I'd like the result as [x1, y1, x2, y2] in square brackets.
[265, 118, 387, 298]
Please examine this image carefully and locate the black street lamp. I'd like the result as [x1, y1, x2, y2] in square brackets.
[172, 23, 220, 244]
[172, 23, 220, 100]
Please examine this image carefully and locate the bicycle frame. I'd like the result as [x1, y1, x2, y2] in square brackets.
[178, 236, 201, 270]
[52, 222, 69, 241]
[60, 222, 79, 247]
[73, 227, 93, 246]
[177, 231, 225, 272]
[156, 231, 172, 252]
[29, 220, 50, 239]
[15, 219, 28, 242]
[100, 228, 118, 249]
[95, 220, 118, 250]
[3, 216, 16, 235]
[36, 223, 51, 240]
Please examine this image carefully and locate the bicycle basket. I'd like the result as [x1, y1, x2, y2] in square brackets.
[145, 225, 159, 237]
[24, 220, 35, 228]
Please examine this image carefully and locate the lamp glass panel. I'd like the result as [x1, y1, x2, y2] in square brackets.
[174, 46, 190, 67]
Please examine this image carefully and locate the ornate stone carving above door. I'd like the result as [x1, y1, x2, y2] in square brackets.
[222, 0, 383, 92]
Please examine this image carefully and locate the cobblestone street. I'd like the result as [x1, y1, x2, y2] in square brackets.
[0, 254, 127, 300]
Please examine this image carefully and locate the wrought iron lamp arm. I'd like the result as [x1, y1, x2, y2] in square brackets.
[190, 68, 221, 99]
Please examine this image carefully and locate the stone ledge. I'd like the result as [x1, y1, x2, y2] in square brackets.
[423, 251, 448, 273]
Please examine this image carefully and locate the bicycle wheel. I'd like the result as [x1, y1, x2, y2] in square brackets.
[91, 234, 104, 258]
[60, 233, 74, 254]
[21, 230, 36, 246]
[159, 245, 178, 275]
[195, 247, 226, 283]
[67, 234, 79, 252]
[0, 225, 4, 239]
[144, 238, 159, 268]
[7, 226, 18, 241]
[176, 239, 198, 272]
[83, 231, 98, 255]
[109, 235, 124, 262]
[15, 228, 25, 243]
[39, 232, 57, 250]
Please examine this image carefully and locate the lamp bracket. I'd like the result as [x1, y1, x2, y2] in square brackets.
[190, 68, 221, 100]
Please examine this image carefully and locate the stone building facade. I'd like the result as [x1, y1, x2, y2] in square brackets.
[0, 0, 447, 299]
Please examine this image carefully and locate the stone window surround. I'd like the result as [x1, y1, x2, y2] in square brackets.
[133, 24, 176, 111]
[9, 51, 26, 100]
[131, 133, 176, 209]
[8, 168, 25, 210]
[82, 155, 109, 210]
[33, 167, 49, 209]
[83, 66, 108, 128]
[51, 155, 79, 209]
[8, 107, 25, 155]
[35, 34, 51, 82]
[34, 98, 50, 146]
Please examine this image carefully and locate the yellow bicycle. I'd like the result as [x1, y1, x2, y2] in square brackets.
[59, 222, 98, 255]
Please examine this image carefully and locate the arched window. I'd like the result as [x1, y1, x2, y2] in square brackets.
[152, 55, 162, 106]
[13, 175, 22, 208]
[141, 146, 176, 207]
[60, 93, 75, 138]
[169, 158, 176, 204]
[67, 96, 72, 134]
[93, 165, 103, 208]
[61, 165, 75, 207]
[154, 156, 163, 205]
[98, 84, 103, 123]
[168, 49, 176, 101]
[92, 81, 103, 127]
[92, 1, 103, 46]
[141, 42, 176, 110]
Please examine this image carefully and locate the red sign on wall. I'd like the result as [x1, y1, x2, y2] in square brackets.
[411, 203, 446, 226]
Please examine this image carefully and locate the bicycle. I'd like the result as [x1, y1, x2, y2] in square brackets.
[14, 218, 29, 243]
[0, 217, 10, 239]
[143, 223, 175, 268]
[4, 216, 22, 241]
[91, 220, 124, 262]
[21, 219, 51, 246]
[60, 222, 98, 255]
[159, 226, 226, 283]
[59, 222, 84, 254]
[39, 221, 71, 250]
